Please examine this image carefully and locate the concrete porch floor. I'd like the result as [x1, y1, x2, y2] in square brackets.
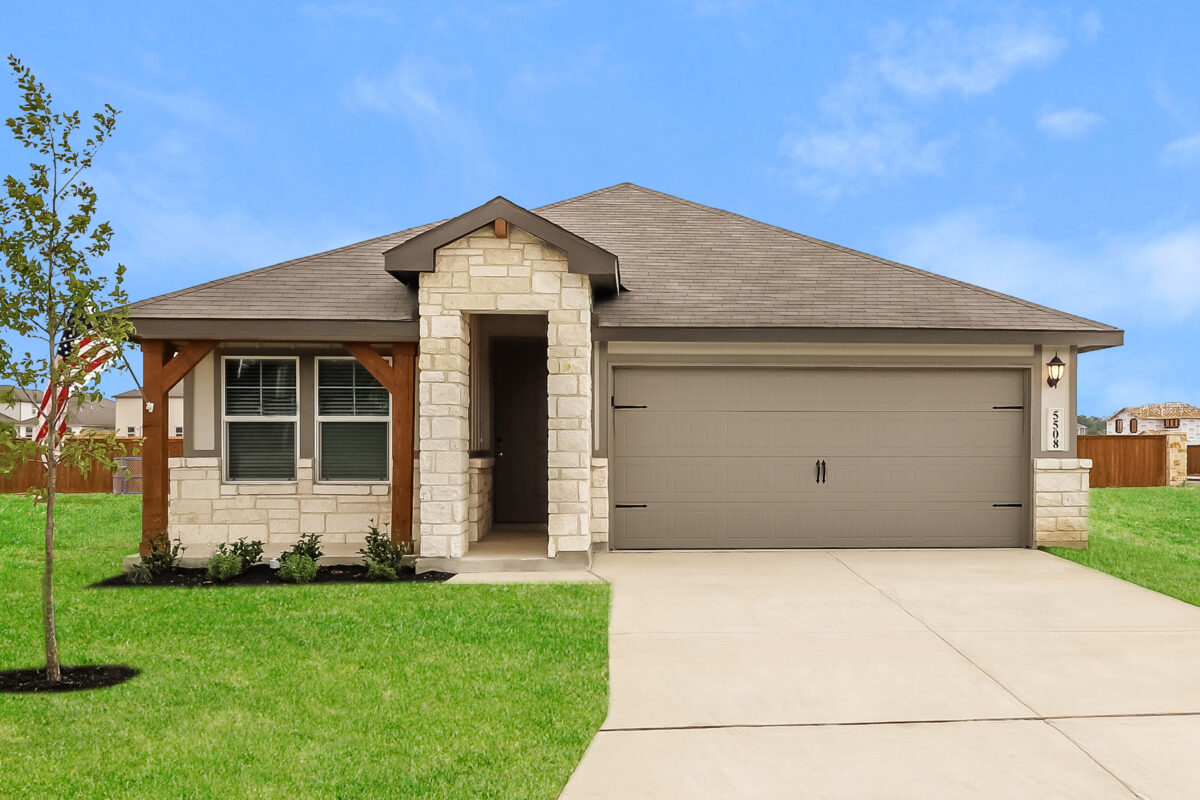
[416, 525, 591, 574]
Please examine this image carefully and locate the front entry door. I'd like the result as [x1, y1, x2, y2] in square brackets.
[492, 338, 548, 523]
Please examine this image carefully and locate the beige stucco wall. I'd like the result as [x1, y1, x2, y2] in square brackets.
[116, 395, 184, 437]
[416, 224, 595, 558]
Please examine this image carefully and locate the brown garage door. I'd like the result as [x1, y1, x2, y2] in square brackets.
[611, 367, 1028, 549]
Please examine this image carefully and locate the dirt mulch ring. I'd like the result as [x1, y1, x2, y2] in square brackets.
[0, 665, 140, 693]
[90, 563, 454, 588]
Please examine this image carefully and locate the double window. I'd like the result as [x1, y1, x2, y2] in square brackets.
[1164, 418, 1181, 429]
[223, 357, 298, 482]
[316, 358, 390, 482]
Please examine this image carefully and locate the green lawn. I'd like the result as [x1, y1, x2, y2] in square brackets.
[0, 495, 610, 799]
[1047, 485, 1200, 607]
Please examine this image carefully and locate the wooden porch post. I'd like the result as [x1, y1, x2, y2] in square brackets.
[140, 340, 170, 556]
[139, 340, 217, 556]
[391, 342, 417, 544]
[343, 341, 418, 544]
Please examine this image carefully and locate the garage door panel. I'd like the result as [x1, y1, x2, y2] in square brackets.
[612, 367, 1028, 549]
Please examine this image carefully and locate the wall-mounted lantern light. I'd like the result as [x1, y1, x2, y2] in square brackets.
[1046, 352, 1065, 388]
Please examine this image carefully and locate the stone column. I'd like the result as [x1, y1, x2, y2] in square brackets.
[546, 289, 593, 556]
[416, 308, 471, 558]
[1166, 433, 1188, 487]
[1034, 458, 1092, 548]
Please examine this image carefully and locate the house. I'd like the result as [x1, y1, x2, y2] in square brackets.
[0, 385, 41, 436]
[125, 183, 1123, 565]
[1076, 421, 1088, 436]
[0, 384, 116, 437]
[1106, 403, 1200, 443]
[115, 385, 184, 438]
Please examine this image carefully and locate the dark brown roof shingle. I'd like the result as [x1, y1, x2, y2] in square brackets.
[128, 183, 1117, 334]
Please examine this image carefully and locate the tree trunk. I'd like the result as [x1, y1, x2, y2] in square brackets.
[43, 382, 60, 682]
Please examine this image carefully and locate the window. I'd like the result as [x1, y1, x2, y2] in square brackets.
[1115, 419, 1123, 433]
[1164, 418, 1181, 429]
[316, 358, 389, 482]
[223, 357, 298, 481]
[1130, 418, 1139, 434]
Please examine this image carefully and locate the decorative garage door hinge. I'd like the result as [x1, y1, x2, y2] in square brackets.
[615, 504, 648, 509]
[611, 397, 647, 409]
[991, 503, 1023, 508]
[992, 405, 1025, 410]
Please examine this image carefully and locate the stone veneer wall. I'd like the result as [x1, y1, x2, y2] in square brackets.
[1033, 458, 1092, 548]
[417, 225, 593, 559]
[590, 457, 609, 543]
[467, 457, 494, 542]
[168, 457, 419, 547]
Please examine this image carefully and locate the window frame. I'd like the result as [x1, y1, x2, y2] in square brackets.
[1164, 418, 1180, 429]
[1115, 419, 1123, 433]
[1129, 418, 1138, 434]
[221, 355, 300, 484]
[314, 356, 392, 485]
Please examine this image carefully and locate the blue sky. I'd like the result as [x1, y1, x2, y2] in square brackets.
[3, 1, 1198, 415]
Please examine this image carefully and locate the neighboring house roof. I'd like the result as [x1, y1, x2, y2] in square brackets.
[67, 397, 117, 429]
[114, 384, 184, 399]
[0, 384, 42, 404]
[1107, 402, 1200, 420]
[126, 182, 1121, 339]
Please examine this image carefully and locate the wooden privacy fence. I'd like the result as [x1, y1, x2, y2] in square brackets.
[1189, 446, 1200, 477]
[0, 437, 183, 494]
[1078, 435, 1167, 488]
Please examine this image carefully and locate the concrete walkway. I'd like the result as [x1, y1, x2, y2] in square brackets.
[562, 549, 1200, 799]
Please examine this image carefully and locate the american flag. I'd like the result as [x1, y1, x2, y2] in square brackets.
[32, 325, 115, 445]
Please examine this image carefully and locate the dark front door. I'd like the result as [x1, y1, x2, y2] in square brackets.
[492, 338, 548, 523]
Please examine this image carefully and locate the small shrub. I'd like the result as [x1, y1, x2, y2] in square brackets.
[229, 537, 264, 571]
[288, 532, 323, 562]
[358, 521, 410, 580]
[207, 550, 243, 582]
[279, 553, 317, 584]
[128, 538, 185, 584]
[366, 561, 398, 582]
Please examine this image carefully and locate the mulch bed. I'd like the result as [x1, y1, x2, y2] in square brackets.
[90, 563, 454, 588]
[0, 665, 139, 693]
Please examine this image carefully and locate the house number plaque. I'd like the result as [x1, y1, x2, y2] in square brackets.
[1046, 407, 1066, 451]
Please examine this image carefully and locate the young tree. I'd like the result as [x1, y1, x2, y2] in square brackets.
[0, 56, 131, 682]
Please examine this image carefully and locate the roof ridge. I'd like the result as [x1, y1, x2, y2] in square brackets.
[614, 183, 1118, 333]
[127, 221, 442, 312]
[534, 182, 636, 212]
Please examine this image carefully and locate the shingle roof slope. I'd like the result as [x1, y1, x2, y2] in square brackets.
[128, 183, 1117, 333]
[1110, 402, 1200, 420]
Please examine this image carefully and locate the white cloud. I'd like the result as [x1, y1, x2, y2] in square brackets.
[781, 11, 1068, 197]
[782, 118, 952, 197]
[1163, 134, 1200, 166]
[344, 59, 499, 194]
[1037, 106, 1103, 139]
[871, 16, 1066, 98]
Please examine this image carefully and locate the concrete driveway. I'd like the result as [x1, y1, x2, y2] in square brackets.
[561, 549, 1200, 799]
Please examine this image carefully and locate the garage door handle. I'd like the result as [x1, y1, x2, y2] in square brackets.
[821, 459, 827, 484]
